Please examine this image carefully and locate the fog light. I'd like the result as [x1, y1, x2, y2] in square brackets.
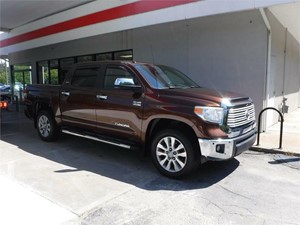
[216, 144, 225, 153]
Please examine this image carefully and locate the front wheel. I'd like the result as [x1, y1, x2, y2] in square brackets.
[151, 129, 198, 179]
[36, 110, 59, 142]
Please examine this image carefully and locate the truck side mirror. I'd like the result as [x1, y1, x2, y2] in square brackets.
[114, 77, 142, 93]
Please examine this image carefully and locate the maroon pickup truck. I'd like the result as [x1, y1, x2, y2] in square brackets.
[24, 61, 256, 178]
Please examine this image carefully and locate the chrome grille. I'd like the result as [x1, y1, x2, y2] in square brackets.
[227, 104, 255, 128]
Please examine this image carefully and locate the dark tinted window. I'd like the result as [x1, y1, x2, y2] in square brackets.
[96, 53, 113, 61]
[77, 55, 94, 62]
[71, 67, 99, 88]
[104, 67, 138, 89]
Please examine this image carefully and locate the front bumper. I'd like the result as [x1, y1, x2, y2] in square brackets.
[198, 129, 256, 160]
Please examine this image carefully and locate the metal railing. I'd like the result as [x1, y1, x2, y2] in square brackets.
[256, 107, 284, 149]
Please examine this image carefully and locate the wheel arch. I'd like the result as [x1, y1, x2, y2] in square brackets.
[145, 118, 200, 158]
[33, 101, 55, 128]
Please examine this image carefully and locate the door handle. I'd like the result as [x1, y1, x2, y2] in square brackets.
[96, 95, 107, 100]
[61, 91, 70, 96]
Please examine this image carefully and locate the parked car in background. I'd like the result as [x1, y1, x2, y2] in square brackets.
[0, 85, 11, 93]
[0, 85, 11, 102]
[0, 83, 26, 103]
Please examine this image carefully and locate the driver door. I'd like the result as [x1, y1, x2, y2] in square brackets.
[95, 65, 144, 143]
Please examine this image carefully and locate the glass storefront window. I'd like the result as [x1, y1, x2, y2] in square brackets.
[37, 61, 49, 84]
[37, 60, 58, 84]
[60, 57, 75, 67]
[12, 64, 32, 102]
[50, 60, 59, 85]
[36, 50, 133, 85]
[13, 65, 31, 71]
[96, 53, 113, 61]
[60, 57, 75, 84]
[114, 50, 133, 60]
[77, 55, 94, 62]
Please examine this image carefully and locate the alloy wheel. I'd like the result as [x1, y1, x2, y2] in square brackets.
[156, 136, 187, 173]
[38, 115, 51, 137]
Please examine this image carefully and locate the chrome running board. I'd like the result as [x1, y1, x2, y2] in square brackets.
[62, 129, 131, 149]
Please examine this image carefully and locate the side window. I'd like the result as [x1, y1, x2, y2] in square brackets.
[104, 67, 139, 89]
[71, 67, 99, 88]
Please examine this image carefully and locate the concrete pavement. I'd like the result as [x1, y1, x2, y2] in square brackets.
[0, 175, 77, 225]
[0, 105, 300, 225]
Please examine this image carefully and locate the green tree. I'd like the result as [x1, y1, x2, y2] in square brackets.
[0, 62, 9, 84]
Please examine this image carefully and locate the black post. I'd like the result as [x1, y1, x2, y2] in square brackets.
[15, 96, 19, 112]
[257, 107, 284, 149]
[279, 117, 283, 149]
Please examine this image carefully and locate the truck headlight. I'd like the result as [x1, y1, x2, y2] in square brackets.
[194, 106, 224, 124]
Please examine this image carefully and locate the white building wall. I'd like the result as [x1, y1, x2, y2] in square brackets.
[266, 10, 300, 127]
[1, 0, 297, 55]
[284, 32, 300, 110]
[132, 10, 268, 116]
[266, 10, 286, 126]
[9, 10, 268, 118]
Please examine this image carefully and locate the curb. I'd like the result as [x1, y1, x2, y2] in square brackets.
[249, 146, 300, 157]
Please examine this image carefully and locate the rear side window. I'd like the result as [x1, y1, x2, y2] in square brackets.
[71, 67, 99, 88]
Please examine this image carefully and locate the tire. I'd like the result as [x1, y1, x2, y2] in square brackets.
[151, 129, 198, 179]
[36, 110, 59, 142]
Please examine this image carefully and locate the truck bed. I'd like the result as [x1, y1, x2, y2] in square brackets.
[24, 84, 61, 119]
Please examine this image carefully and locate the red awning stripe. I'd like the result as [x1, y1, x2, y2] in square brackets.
[0, 0, 195, 48]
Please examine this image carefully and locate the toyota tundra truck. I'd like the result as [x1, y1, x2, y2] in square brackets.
[24, 61, 256, 178]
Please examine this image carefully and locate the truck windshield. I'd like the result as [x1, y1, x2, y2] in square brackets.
[134, 64, 199, 89]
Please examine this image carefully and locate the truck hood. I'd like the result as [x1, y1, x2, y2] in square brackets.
[159, 87, 248, 106]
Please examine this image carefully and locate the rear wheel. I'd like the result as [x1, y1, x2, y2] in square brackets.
[151, 129, 197, 178]
[36, 110, 59, 141]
